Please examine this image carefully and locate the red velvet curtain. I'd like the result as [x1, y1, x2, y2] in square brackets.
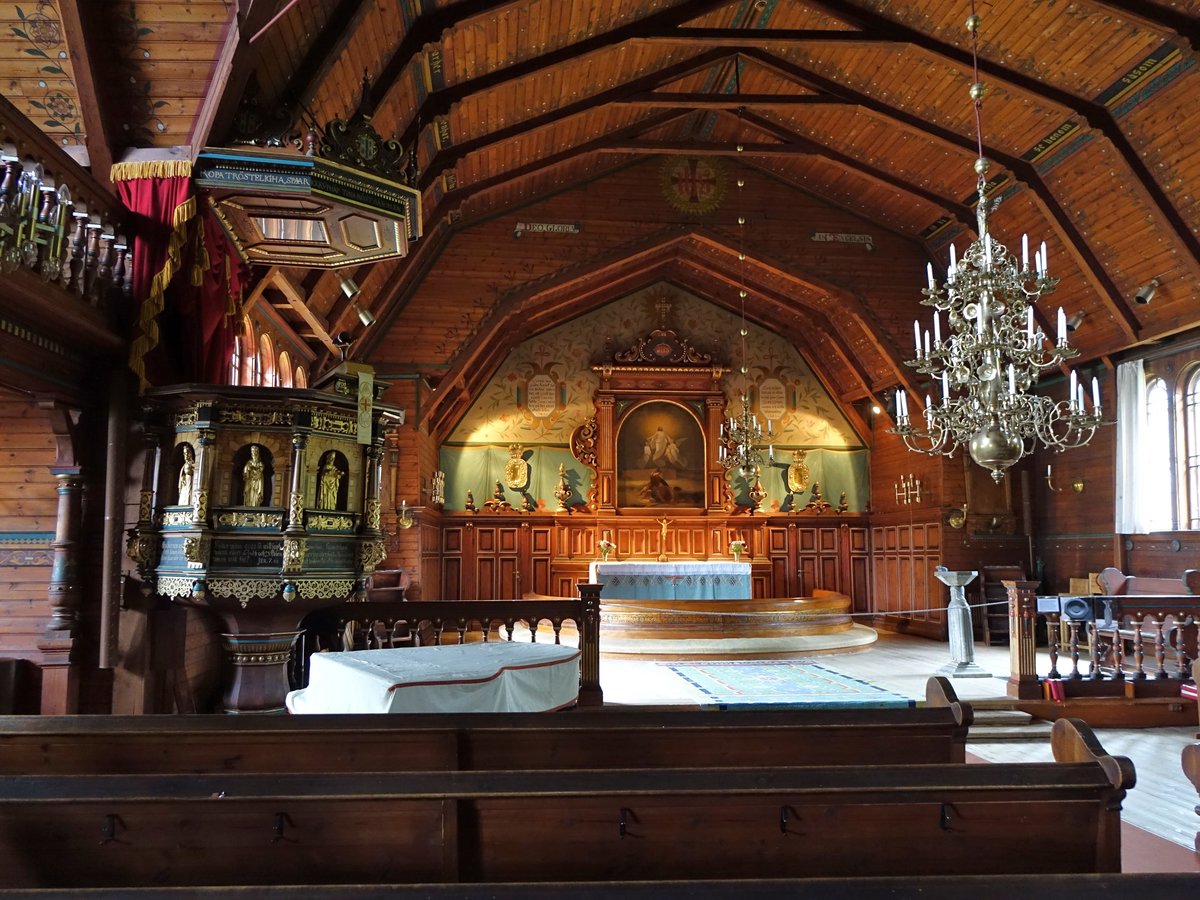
[114, 163, 240, 388]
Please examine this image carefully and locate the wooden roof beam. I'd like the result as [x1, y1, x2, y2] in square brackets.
[425, 110, 694, 226]
[388, 0, 737, 154]
[725, 108, 978, 230]
[792, 1, 1200, 279]
[1086, 1, 1199, 52]
[742, 48, 1142, 342]
[56, 1, 114, 183]
[616, 93, 846, 109]
[421, 48, 735, 186]
[271, 270, 341, 357]
[276, 0, 375, 117]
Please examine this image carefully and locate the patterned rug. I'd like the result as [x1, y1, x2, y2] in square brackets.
[657, 660, 914, 709]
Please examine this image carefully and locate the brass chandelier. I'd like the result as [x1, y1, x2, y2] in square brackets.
[890, 4, 1102, 482]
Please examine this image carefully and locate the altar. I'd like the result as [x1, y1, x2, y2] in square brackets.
[587, 561, 751, 601]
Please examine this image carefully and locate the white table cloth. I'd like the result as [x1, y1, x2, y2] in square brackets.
[588, 561, 752, 600]
[286, 642, 581, 714]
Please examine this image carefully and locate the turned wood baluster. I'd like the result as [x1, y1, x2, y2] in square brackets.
[1087, 622, 1100, 679]
[62, 208, 86, 292]
[111, 235, 129, 301]
[35, 182, 55, 273]
[0, 152, 21, 223]
[1153, 616, 1168, 679]
[552, 619, 563, 645]
[1131, 616, 1147, 680]
[1046, 614, 1061, 679]
[1112, 618, 1126, 680]
[91, 229, 114, 305]
[82, 217, 101, 300]
[1068, 621, 1083, 678]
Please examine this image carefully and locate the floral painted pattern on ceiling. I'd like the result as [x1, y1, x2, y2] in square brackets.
[448, 282, 861, 449]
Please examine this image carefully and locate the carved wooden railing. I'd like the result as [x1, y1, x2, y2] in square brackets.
[295, 583, 603, 706]
[0, 95, 128, 309]
[1005, 580, 1198, 699]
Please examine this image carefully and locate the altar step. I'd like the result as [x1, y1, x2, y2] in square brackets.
[966, 708, 1053, 742]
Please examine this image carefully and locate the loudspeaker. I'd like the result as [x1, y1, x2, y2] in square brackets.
[1060, 595, 1098, 622]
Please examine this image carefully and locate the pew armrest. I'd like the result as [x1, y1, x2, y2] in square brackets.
[1051, 717, 1137, 793]
[925, 676, 973, 728]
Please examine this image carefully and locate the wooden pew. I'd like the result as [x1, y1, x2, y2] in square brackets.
[0, 718, 1132, 888]
[0, 677, 970, 775]
[0, 875, 1194, 900]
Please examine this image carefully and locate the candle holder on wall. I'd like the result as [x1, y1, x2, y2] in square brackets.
[397, 499, 414, 529]
[895, 474, 921, 505]
[1045, 465, 1085, 494]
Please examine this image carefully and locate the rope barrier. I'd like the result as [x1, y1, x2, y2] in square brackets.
[598, 599, 1012, 621]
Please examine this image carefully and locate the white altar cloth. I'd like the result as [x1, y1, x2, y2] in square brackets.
[588, 561, 752, 600]
[286, 642, 580, 714]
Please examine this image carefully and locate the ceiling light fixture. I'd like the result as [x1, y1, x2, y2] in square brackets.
[889, 3, 1104, 482]
[337, 272, 360, 299]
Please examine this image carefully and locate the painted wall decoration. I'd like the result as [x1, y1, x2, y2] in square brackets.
[8, 2, 84, 146]
[660, 157, 727, 215]
[616, 401, 705, 509]
[442, 282, 864, 510]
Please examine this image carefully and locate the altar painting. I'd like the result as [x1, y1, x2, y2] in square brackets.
[617, 401, 705, 508]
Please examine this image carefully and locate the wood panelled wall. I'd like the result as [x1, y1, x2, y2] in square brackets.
[434, 514, 871, 609]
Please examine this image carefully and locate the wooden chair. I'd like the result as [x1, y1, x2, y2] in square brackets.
[978, 565, 1026, 646]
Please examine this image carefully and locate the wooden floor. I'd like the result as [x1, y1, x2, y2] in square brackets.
[600, 630, 1200, 871]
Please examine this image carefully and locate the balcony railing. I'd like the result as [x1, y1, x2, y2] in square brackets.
[0, 95, 128, 309]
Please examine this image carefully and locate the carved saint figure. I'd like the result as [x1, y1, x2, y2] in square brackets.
[657, 517, 672, 543]
[317, 452, 343, 510]
[242, 445, 265, 507]
[177, 444, 195, 507]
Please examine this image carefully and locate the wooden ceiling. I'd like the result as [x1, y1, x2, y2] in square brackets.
[5, 0, 1198, 428]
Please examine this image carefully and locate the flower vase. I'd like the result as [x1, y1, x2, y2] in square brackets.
[732, 550, 742, 562]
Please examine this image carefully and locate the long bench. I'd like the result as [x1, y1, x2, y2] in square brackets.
[0, 718, 1132, 888]
[0, 677, 970, 775]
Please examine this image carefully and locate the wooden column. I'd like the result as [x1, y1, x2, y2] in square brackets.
[593, 394, 616, 511]
[706, 394, 728, 511]
[39, 469, 85, 714]
[1006, 579, 1043, 699]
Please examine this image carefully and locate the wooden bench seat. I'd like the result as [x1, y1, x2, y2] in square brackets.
[0, 718, 1132, 889]
[0, 677, 971, 775]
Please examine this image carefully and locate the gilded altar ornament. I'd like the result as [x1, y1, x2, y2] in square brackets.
[282, 537, 308, 573]
[242, 445, 265, 506]
[836, 491, 849, 515]
[193, 489, 210, 524]
[787, 450, 810, 494]
[216, 511, 284, 529]
[430, 470, 446, 507]
[367, 498, 383, 531]
[554, 465, 573, 512]
[464, 490, 476, 512]
[656, 517, 671, 563]
[184, 534, 211, 569]
[359, 539, 387, 572]
[804, 482, 832, 514]
[138, 489, 153, 522]
[288, 491, 305, 527]
[747, 471, 767, 511]
[504, 444, 530, 490]
[125, 531, 160, 573]
[521, 493, 535, 512]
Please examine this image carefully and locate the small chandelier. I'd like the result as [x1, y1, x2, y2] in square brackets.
[719, 173, 774, 494]
[890, 4, 1103, 482]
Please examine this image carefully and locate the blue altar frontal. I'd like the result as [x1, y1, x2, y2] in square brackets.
[587, 561, 752, 601]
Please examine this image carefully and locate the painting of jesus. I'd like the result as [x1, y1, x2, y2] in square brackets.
[616, 401, 705, 508]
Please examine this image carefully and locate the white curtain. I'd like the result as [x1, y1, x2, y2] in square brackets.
[1115, 359, 1147, 533]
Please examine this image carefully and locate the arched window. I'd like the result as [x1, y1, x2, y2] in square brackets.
[278, 351, 293, 388]
[1142, 377, 1174, 531]
[241, 318, 258, 386]
[294, 366, 308, 389]
[229, 334, 242, 385]
[259, 334, 276, 387]
[1183, 368, 1200, 528]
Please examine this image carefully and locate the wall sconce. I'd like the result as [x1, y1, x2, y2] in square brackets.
[895, 474, 921, 505]
[1045, 466, 1083, 493]
[337, 272, 360, 298]
[397, 499, 414, 529]
[1066, 311, 1084, 332]
[945, 503, 968, 529]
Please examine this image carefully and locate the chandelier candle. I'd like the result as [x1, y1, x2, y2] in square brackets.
[889, 3, 1104, 481]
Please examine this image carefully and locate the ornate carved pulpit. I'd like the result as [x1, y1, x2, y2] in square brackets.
[126, 363, 403, 712]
